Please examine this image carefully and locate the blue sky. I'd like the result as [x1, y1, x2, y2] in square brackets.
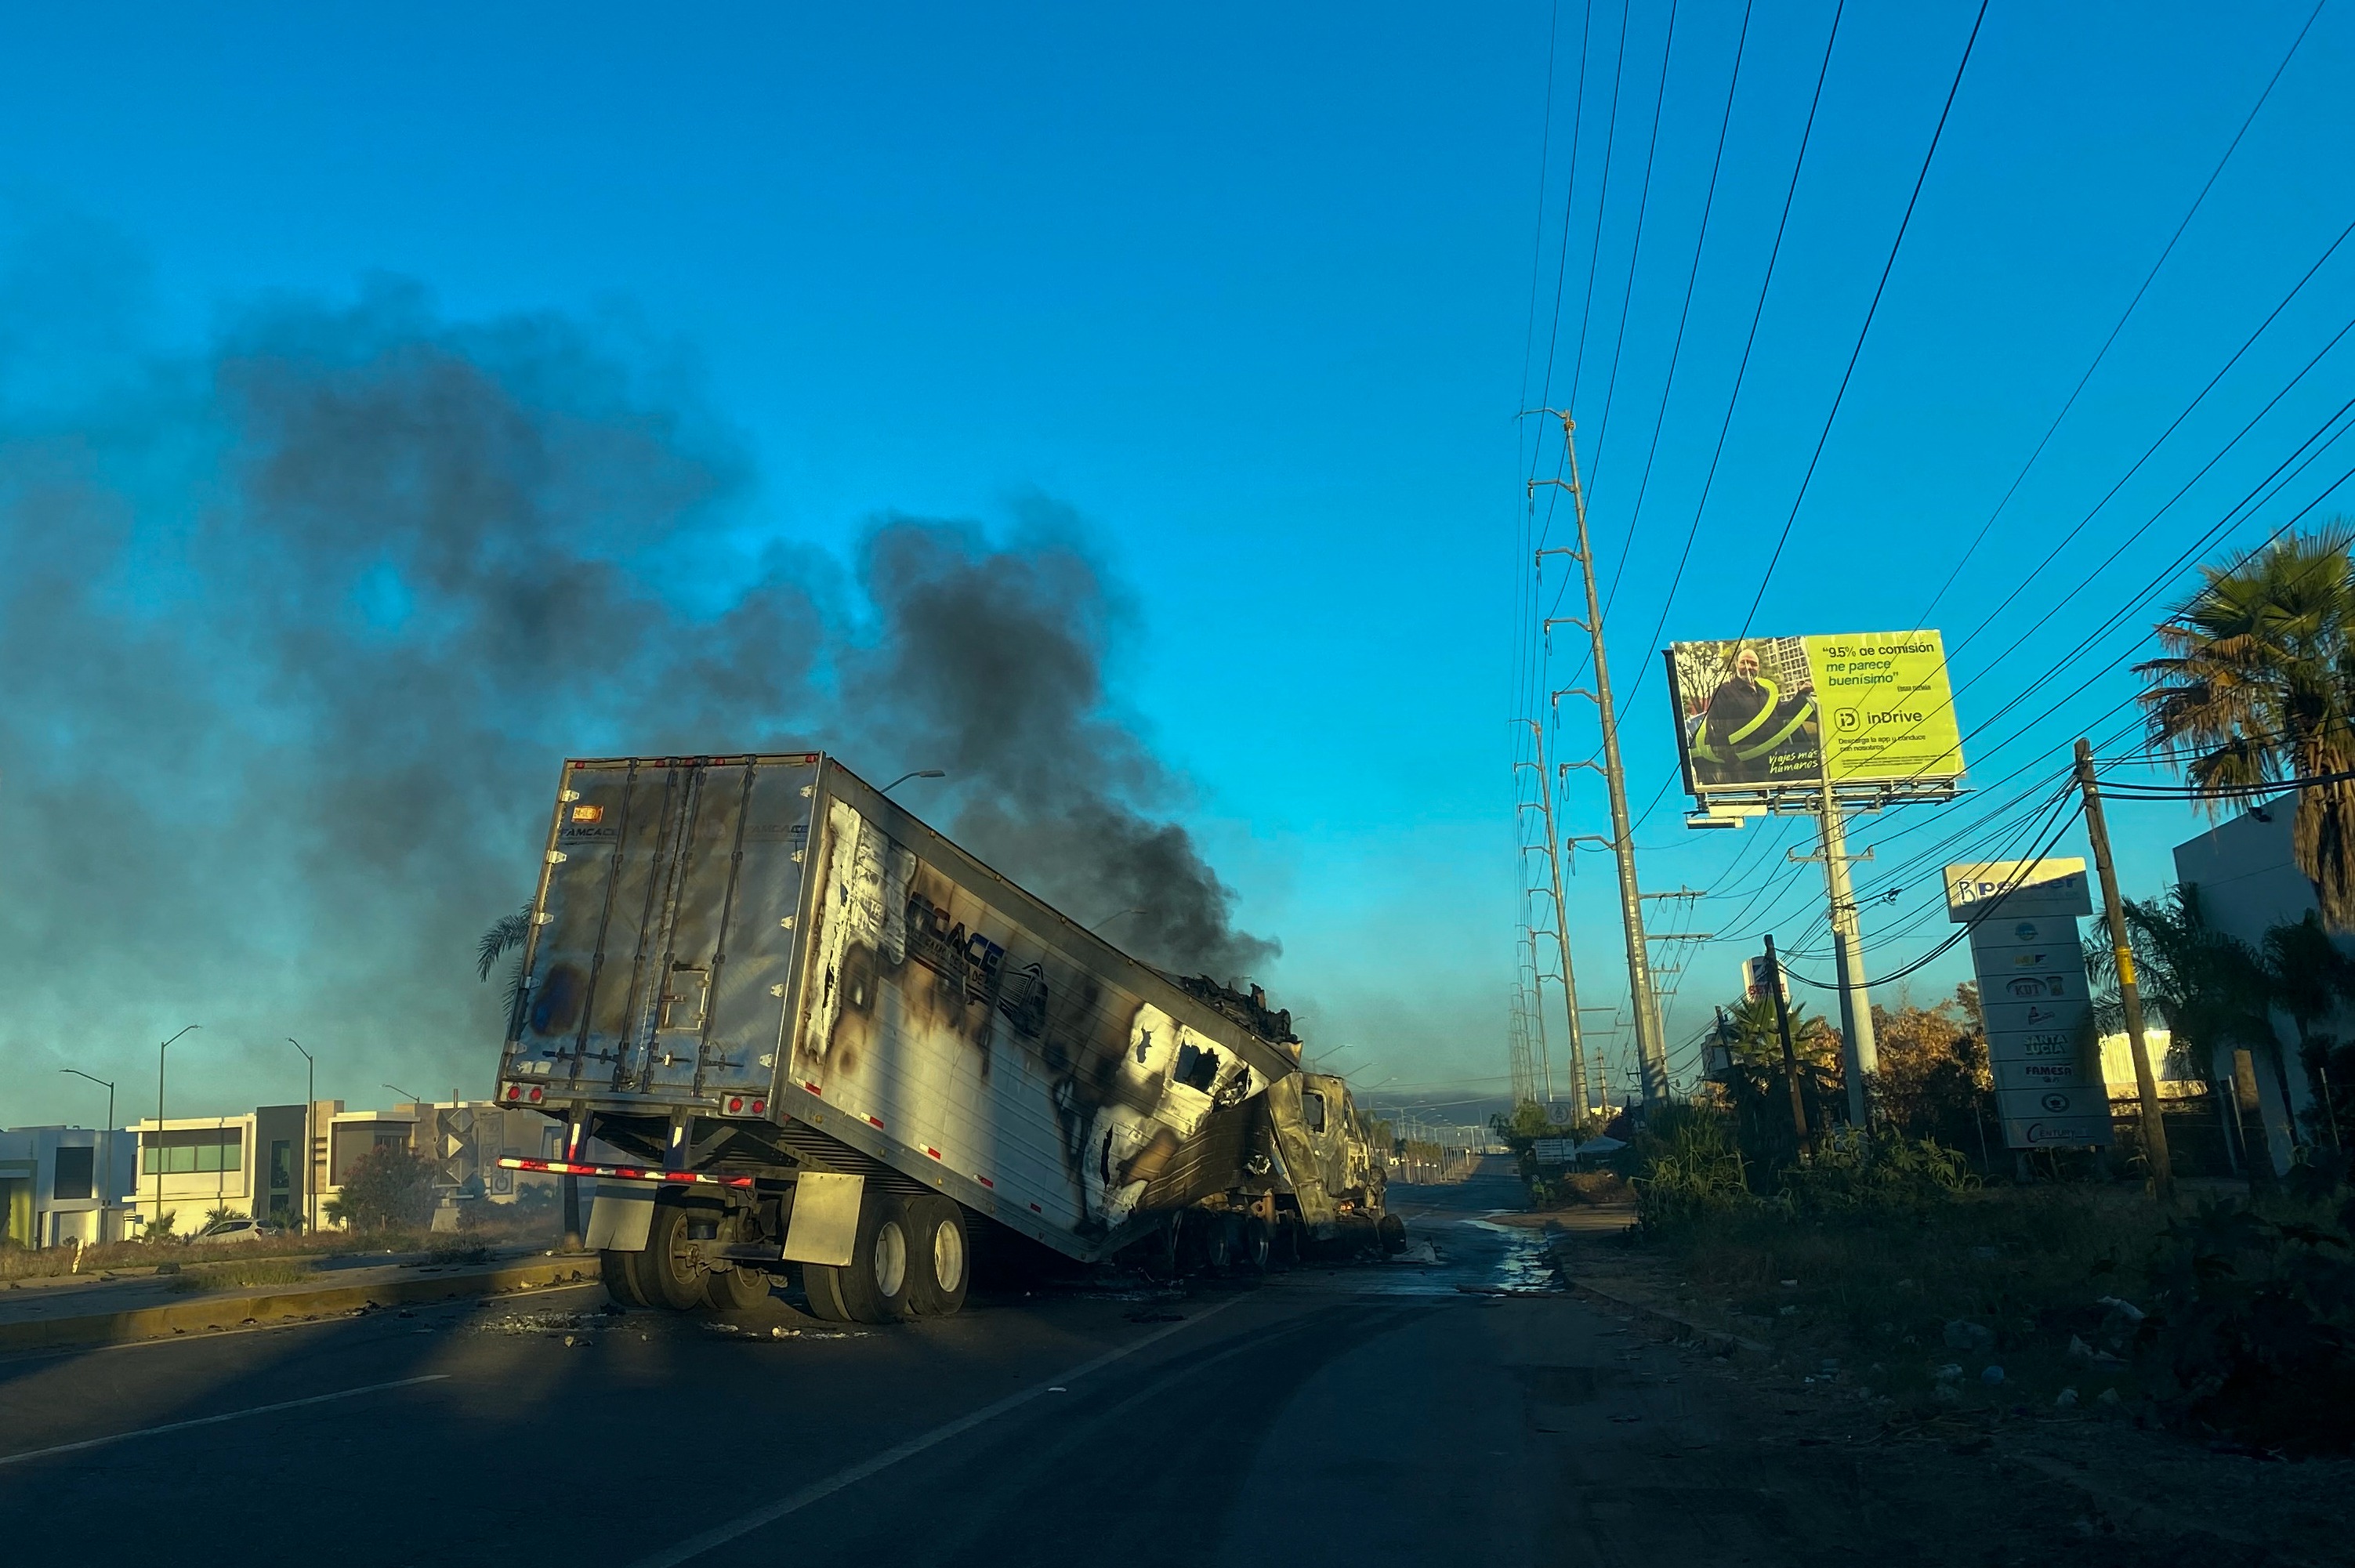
[0, 2, 2349, 1124]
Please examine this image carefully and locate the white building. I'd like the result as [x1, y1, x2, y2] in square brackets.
[2172, 799, 2328, 1174]
[123, 1099, 564, 1236]
[127, 1103, 418, 1236]
[0, 1126, 139, 1247]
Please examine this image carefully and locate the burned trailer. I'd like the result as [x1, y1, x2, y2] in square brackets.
[490, 752, 1384, 1321]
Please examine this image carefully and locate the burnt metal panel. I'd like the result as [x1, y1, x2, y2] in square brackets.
[498, 755, 818, 1107]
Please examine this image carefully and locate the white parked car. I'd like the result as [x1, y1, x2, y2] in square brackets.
[189, 1215, 283, 1245]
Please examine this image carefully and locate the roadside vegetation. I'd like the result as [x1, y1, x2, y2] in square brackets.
[0, 1181, 560, 1285]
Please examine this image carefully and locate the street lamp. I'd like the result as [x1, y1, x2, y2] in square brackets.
[60, 1069, 115, 1243]
[1089, 907, 1142, 933]
[879, 769, 945, 795]
[154, 1025, 199, 1237]
[384, 1084, 420, 1104]
[287, 1038, 316, 1235]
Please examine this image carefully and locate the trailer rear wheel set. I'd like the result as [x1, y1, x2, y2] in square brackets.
[600, 1186, 971, 1324]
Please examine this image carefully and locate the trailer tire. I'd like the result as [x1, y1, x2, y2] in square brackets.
[806, 1188, 913, 1324]
[641, 1198, 713, 1311]
[1268, 1213, 1299, 1271]
[1237, 1215, 1272, 1273]
[1378, 1213, 1408, 1255]
[799, 1262, 850, 1321]
[904, 1194, 969, 1317]
[705, 1263, 773, 1313]
[1201, 1214, 1236, 1274]
[600, 1248, 648, 1309]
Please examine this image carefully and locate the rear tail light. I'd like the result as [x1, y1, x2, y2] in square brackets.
[727, 1096, 744, 1113]
[505, 1085, 521, 1101]
[528, 1086, 544, 1102]
[750, 1099, 766, 1115]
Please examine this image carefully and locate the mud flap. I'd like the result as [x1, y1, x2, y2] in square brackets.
[585, 1184, 656, 1252]
[783, 1171, 863, 1267]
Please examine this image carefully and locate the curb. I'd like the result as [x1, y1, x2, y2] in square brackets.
[0, 1258, 601, 1354]
[1538, 1229, 1771, 1358]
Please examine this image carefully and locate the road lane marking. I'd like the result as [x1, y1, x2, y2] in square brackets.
[0, 1374, 450, 1469]
[627, 1298, 1245, 1568]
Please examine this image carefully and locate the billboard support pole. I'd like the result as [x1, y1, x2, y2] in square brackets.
[1813, 779, 1879, 1128]
[1534, 414, 1668, 1106]
[1513, 733, 1585, 1119]
[2074, 738, 2175, 1202]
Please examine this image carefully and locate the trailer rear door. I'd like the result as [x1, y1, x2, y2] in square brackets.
[503, 755, 819, 1104]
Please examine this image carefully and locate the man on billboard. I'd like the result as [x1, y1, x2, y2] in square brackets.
[1690, 643, 1816, 785]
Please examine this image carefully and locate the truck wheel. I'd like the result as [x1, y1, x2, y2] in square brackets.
[1269, 1214, 1299, 1271]
[1201, 1214, 1236, 1274]
[600, 1248, 647, 1309]
[641, 1199, 712, 1311]
[904, 1194, 969, 1317]
[705, 1264, 774, 1313]
[1237, 1216, 1272, 1273]
[799, 1262, 850, 1321]
[805, 1188, 912, 1324]
[1378, 1213, 1408, 1255]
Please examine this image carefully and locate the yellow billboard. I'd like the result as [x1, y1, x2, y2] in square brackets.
[1665, 630, 1964, 798]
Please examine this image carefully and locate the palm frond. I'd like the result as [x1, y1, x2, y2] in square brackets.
[476, 903, 534, 982]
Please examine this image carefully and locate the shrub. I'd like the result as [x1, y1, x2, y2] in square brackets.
[1628, 1105, 1750, 1229]
[1780, 1129, 1978, 1215]
[325, 1144, 437, 1232]
[2140, 1197, 2355, 1453]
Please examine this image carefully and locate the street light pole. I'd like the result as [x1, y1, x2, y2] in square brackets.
[154, 1025, 199, 1236]
[880, 769, 946, 795]
[288, 1038, 317, 1234]
[60, 1069, 116, 1243]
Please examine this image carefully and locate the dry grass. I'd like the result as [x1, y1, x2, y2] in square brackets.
[1633, 1186, 2173, 1411]
[0, 1208, 560, 1284]
[166, 1258, 318, 1294]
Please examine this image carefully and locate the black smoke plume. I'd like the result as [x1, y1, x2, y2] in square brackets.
[0, 260, 1270, 1119]
[846, 520, 1278, 981]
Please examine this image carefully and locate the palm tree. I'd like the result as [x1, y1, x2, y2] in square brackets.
[2259, 910, 2354, 1135]
[477, 903, 534, 1039]
[2137, 523, 2355, 926]
[2086, 884, 2281, 1175]
[1713, 992, 1842, 1164]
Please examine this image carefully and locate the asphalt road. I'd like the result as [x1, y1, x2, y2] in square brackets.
[0, 1162, 2127, 1566]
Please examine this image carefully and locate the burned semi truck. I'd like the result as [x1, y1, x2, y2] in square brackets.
[491, 752, 1393, 1321]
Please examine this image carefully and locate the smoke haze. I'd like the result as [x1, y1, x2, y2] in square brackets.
[0, 256, 1273, 1122]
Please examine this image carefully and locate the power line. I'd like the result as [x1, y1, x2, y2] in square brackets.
[1911, 0, 2333, 627]
[1602, 0, 1845, 704]
[1734, 0, 1990, 638]
[1578, 0, 1683, 501]
[1600, 0, 1756, 629]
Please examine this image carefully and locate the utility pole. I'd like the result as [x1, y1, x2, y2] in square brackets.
[2075, 737, 2175, 1201]
[1532, 411, 1667, 1105]
[1524, 927, 1557, 1110]
[1506, 987, 1536, 1107]
[1515, 726, 1584, 1116]
[1790, 777, 1879, 1127]
[1763, 936, 1808, 1147]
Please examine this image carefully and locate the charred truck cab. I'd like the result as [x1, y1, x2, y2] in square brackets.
[491, 753, 1394, 1323]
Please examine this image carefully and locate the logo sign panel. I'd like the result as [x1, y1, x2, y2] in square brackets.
[1946, 858, 2094, 922]
[1947, 859, 2112, 1150]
